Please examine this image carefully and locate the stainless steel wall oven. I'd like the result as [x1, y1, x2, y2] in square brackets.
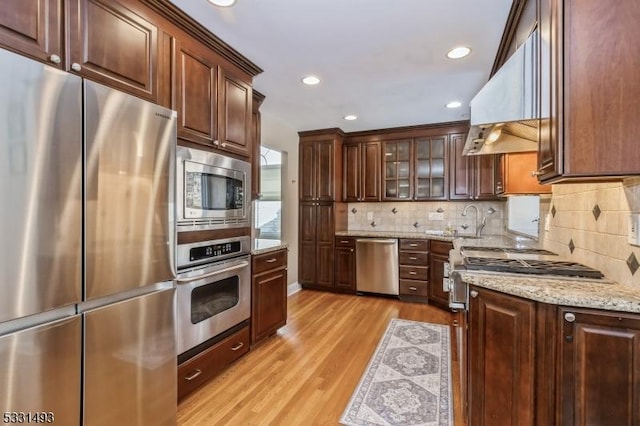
[175, 236, 251, 357]
[176, 146, 251, 232]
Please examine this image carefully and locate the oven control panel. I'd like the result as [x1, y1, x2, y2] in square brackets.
[190, 241, 241, 262]
[177, 236, 250, 270]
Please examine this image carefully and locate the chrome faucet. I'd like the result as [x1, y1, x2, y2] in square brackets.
[462, 204, 486, 237]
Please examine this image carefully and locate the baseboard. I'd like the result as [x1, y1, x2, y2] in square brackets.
[287, 282, 302, 296]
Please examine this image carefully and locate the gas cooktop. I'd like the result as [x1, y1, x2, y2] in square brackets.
[459, 246, 557, 255]
[463, 256, 605, 279]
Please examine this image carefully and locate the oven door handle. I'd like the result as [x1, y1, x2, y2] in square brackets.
[176, 260, 250, 283]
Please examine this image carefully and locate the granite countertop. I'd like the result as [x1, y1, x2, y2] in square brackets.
[334, 230, 534, 246]
[252, 239, 288, 255]
[457, 270, 640, 314]
[335, 230, 459, 242]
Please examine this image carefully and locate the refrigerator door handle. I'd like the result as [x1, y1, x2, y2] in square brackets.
[176, 261, 250, 284]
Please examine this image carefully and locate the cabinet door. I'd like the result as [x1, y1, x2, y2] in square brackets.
[495, 154, 505, 195]
[67, 0, 159, 102]
[361, 141, 381, 201]
[316, 140, 335, 201]
[334, 247, 356, 291]
[474, 154, 499, 200]
[251, 92, 264, 200]
[219, 69, 252, 157]
[174, 36, 219, 145]
[0, 0, 62, 65]
[558, 308, 640, 426]
[449, 132, 474, 200]
[428, 254, 450, 309]
[315, 203, 334, 288]
[298, 203, 316, 287]
[299, 141, 317, 201]
[252, 268, 287, 343]
[468, 287, 535, 426]
[342, 142, 361, 202]
[415, 136, 448, 200]
[382, 140, 412, 200]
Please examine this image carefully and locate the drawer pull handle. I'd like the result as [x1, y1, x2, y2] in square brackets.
[409, 243, 418, 247]
[409, 286, 418, 291]
[185, 369, 202, 381]
[409, 271, 417, 275]
[409, 256, 418, 260]
[266, 258, 277, 263]
[231, 342, 244, 351]
[341, 240, 350, 243]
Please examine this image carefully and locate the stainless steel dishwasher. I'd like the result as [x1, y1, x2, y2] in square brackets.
[356, 239, 399, 295]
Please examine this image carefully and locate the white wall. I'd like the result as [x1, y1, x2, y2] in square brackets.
[259, 111, 299, 286]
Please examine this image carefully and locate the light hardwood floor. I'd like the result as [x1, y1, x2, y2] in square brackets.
[177, 290, 463, 425]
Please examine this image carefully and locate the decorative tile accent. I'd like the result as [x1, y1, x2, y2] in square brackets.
[592, 204, 601, 221]
[627, 253, 639, 275]
[569, 239, 575, 254]
[551, 205, 556, 217]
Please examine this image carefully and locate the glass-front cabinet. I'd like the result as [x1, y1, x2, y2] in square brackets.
[382, 136, 448, 200]
[383, 139, 412, 199]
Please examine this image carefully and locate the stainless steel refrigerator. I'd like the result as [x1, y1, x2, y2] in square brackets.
[0, 48, 177, 425]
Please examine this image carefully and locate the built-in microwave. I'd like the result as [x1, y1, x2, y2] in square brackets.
[176, 146, 251, 232]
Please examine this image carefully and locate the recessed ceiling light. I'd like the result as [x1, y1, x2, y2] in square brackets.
[446, 101, 462, 109]
[446, 46, 471, 59]
[343, 115, 357, 121]
[301, 76, 320, 85]
[208, 0, 237, 6]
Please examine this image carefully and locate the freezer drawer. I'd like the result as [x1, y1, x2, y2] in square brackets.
[0, 315, 81, 426]
[83, 287, 176, 426]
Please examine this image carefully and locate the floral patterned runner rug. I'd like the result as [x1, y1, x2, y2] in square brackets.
[340, 318, 453, 426]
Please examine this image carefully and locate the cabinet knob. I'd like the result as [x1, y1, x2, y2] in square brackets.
[221, 142, 227, 148]
[49, 54, 61, 64]
[71, 62, 82, 72]
[470, 290, 479, 298]
[564, 312, 576, 323]
[350, 249, 354, 252]
[213, 140, 220, 146]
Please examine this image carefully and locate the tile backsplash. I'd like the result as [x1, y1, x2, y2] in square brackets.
[347, 201, 506, 236]
[540, 178, 640, 287]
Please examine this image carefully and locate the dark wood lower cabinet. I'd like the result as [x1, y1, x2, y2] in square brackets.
[334, 237, 356, 292]
[177, 325, 250, 401]
[558, 307, 640, 426]
[428, 240, 453, 310]
[468, 286, 535, 426]
[251, 249, 287, 344]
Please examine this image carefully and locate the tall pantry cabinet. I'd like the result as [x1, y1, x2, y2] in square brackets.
[298, 129, 347, 291]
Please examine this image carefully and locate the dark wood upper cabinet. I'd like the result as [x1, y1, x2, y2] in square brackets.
[298, 130, 343, 202]
[537, 0, 640, 182]
[219, 68, 252, 157]
[449, 132, 499, 200]
[342, 141, 381, 202]
[382, 139, 413, 200]
[414, 136, 448, 200]
[67, 0, 160, 102]
[558, 307, 640, 426]
[496, 152, 551, 195]
[0, 0, 63, 65]
[174, 36, 219, 146]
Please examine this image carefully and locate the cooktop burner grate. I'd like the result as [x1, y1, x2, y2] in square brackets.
[463, 257, 604, 279]
[460, 246, 557, 255]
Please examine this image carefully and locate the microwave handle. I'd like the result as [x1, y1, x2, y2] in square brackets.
[176, 261, 249, 284]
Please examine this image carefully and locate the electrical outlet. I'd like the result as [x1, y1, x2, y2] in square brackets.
[367, 211, 373, 220]
[428, 212, 445, 221]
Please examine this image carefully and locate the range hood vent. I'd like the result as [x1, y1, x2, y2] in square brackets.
[463, 30, 539, 156]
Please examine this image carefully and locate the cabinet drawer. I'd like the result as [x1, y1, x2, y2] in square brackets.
[399, 239, 429, 252]
[399, 280, 429, 297]
[252, 249, 287, 275]
[399, 265, 429, 281]
[430, 240, 453, 255]
[335, 237, 356, 247]
[178, 325, 250, 401]
[399, 251, 429, 266]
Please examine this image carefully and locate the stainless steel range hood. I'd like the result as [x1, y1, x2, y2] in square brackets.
[463, 30, 539, 156]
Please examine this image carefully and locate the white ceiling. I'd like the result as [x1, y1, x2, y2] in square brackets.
[169, 0, 513, 133]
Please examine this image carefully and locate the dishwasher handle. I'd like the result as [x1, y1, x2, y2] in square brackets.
[356, 239, 397, 244]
